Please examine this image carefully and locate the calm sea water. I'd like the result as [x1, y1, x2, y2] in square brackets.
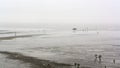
[0, 30, 120, 67]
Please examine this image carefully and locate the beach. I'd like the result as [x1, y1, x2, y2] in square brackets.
[0, 54, 30, 68]
[0, 51, 72, 68]
[0, 31, 120, 68]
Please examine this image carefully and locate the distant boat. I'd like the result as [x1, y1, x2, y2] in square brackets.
[72, 28, 77, 32]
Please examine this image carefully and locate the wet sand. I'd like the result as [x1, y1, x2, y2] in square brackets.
[0, 51, 72, 68]
[0, 54, 30, 68]
[0, 51, 92, 68]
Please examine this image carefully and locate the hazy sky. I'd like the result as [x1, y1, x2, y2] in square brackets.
[0, 0, 120, 30]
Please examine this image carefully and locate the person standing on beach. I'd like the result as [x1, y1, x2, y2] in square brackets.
[94, 54, 98, 63]
[77, 64, 80, 68]
[113, 59, 116, 64]
[74, 63, 77, 68]
[98, 55, 102, 63]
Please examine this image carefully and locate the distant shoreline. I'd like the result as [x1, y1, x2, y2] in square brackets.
[0, 34, 46, 40]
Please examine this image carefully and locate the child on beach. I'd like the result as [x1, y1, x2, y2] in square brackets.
[98, 55, 102, 63]
[94, 54, 98, 63]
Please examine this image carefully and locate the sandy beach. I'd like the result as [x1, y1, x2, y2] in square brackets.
[0, 34, 73, 68]
[1, 0, 120, 67]
[0, 51, 95, 68]
[0, 54, 30, 68]
[0, 31, 120, 68]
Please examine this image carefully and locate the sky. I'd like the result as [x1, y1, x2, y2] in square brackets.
[0, 0, 120, 30]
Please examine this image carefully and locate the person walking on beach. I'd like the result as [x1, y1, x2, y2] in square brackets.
[113, 59, 116, 64]
[74, 63, 77, 67]
[94, 54, 98, 63]
[98, 55, 102, 63]
[77, 64, 80, 68]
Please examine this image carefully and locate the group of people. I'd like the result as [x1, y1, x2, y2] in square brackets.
[94, 54, 102, 63]
[74, 63, 80, 68]
[94, 54, 116, 64]
[45, 54, 116, 68]
[94, 54, 116, 68]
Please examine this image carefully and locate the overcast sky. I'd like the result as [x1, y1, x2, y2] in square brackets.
[0, 0, 120, 30]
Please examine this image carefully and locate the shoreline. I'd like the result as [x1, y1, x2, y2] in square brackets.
[0, 51, 72, 68]
[0, 51, 93, 68]
[0, 34, 46, 40]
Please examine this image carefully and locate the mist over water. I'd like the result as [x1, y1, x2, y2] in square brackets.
[0, 22, 120, 31]
[0, 0, 120, 67]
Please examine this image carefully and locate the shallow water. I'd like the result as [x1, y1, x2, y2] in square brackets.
[0, 31, 120, 68]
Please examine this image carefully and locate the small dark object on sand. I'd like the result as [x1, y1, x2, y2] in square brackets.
[113, 59, 116, 64]
[47, 64, 52, 68]
[105, 66, 106, 68]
